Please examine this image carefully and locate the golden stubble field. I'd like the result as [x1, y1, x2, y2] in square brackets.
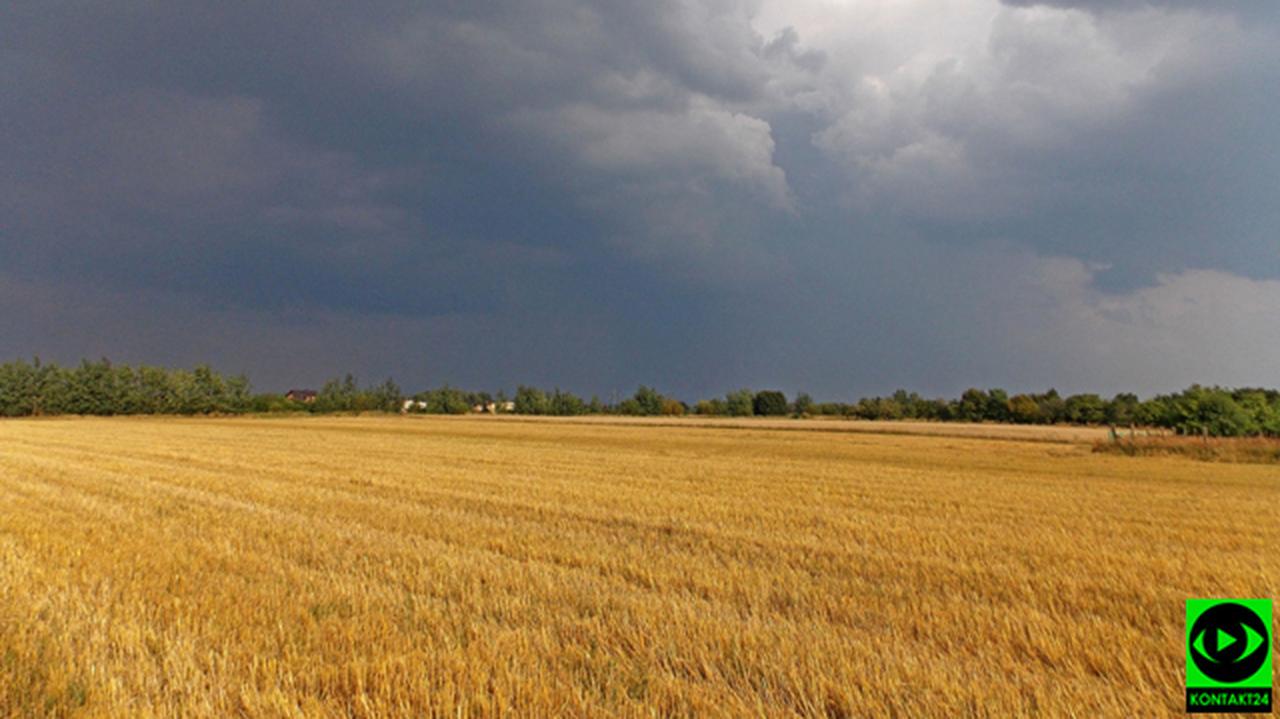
[0, 416, 1276, 718]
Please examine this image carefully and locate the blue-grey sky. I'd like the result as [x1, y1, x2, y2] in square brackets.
[2, 1, 1277, 399]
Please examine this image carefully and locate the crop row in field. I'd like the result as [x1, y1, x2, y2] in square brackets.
[1, 416, 1276, 717]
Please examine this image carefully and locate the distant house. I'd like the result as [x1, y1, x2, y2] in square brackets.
[285, 389, 317, 404]
[471, 401, 515, 414]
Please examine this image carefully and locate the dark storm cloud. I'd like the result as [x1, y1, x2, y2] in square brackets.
[2, 1, 1278, 397]
[2, 1, 793, 289]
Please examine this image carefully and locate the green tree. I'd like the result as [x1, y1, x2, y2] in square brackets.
[1007, 394, 1041, 424]
[549, 388, 587, 416]
[1064, 394, 1107, 425]
[1258, 398, 1280, 437]
[61, 359, 120, 415]
[1036, 390, 1066, 424]
[725, 389, 754, 417]
[514, 385, 550, 415]
[956, 389, 988, 422]
[369, 379, 401, 413]
[139, 365, 177, 414]
[792, 392, 814, 417]
[1177, 386, 1257, 437]
[314, 374, 359, 413]
[1105, 393, 1141, 426]
[0, 360, 41, 416]
[984, 389, 1010, 422]
[627, 386, 664, 416]
[695, 398, 726, 416]
[753, 391, 788, 417]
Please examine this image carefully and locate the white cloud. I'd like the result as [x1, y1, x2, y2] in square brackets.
[973, 254, 1280, 393]
[532, 96, 792, 209]
[1059, 266, 1280, 389]
[757, 0, 1249, 220]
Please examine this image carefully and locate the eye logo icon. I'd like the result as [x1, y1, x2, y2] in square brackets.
[1186, 598, 1273, 713]
[1188, 602, 1270, 685]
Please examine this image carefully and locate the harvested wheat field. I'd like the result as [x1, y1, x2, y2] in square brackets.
[0, 416, 1276, 718]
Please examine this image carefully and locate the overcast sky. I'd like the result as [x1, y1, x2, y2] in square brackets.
[2, 1, 1277, 399]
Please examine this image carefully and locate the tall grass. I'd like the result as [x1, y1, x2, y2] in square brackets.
[1094, 435, 1280, 464]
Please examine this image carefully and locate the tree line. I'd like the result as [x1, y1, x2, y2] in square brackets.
[799, 386, 1280, 437]
[0, 359, 252, 416]
[2, 358, 1277, 437]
